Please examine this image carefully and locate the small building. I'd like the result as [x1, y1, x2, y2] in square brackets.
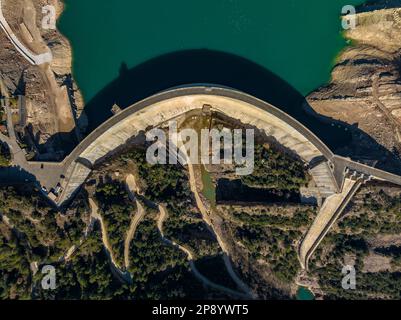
[111, 103, 122, 115]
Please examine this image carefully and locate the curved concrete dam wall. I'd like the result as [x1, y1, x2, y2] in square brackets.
[58, 86, 338, 205]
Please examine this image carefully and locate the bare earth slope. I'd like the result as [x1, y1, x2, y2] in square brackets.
[307, 1, 401, 172]
[0, 0, 84, 157]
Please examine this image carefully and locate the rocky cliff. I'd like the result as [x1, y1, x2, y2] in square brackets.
[0, 0, 84, 158]
[307, 0, 401, 173]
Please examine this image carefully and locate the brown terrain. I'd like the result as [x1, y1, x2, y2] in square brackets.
[306, 180, 401, 299]
[2, 0, 401, 300]
[0, 0, 84, 159]
[307, 1, 401, 173]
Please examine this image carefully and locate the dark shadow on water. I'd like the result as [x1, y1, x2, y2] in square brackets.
[82, 49, 350, 150]
[358, 0, 401, 12]
[43, 49, 401, 174]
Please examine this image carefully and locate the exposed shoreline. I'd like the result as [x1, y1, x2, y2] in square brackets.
[306, 1, 401, 173]
[56, 0, 85, 106]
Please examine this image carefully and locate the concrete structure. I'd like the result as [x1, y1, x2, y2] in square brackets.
[56, 86, 401, 271]
[3, 86, 401, 269]
[299, 175, 364, 270]
[3, 86, 401, 198]
[57, 86, 341, 205]
[53, 87, 401, 205]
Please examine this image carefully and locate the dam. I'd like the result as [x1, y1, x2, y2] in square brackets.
[3, 85, 401, 269]
[57, 86, 338, 204]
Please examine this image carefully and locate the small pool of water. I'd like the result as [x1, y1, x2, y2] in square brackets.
[296, 286, 315, 300]
[58, 0, 364, 152]
[201, 165, 216, 207]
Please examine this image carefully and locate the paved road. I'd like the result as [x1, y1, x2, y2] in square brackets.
[334, 155, 401, 186]
[62, 86, 336, 169]
[3, 85, 401, 206]
[1, 98, 25, 164]
[60, 86, 401, 204]
[0, 96, 66, 190]
[187, 161, 255, 298]
[0, 0, 52, 65]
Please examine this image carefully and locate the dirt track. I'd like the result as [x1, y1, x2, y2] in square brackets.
[187, 162, 255, 299]
[157, 204, 249, 299]
[124, 174, 146, 269]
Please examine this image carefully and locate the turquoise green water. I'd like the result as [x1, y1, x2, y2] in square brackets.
[296, 286, 315, 300]
[59, 0, 364, 103]
[201, 165, 216, 208]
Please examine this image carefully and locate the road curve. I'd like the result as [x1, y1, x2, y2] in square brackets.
[61, 86, 334, 169]
[124, 201, 145, 269]
[186, 162, 255, 298]
[299, 178, 363, 270]
[57, 85, 341, 205]
[88, 198, 132, 283]
[157, 204, 250, 299]
[9, 85, 397, 207]
[124, 174, 146, 269]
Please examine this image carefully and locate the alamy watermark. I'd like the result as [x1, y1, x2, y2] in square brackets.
[341, 265, 356, 290]
[42, 5, 56, 30]
[342, 5, 357, 30]
[145, 121, 255, 176]
[41, 265, 56, 290]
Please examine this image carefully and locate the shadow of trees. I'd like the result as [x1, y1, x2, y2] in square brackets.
[0, 165, 39, 185]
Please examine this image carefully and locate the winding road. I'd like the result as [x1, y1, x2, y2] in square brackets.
[124, 174, 146, 269]
[157, 204, 250, 299]
[124, 168, 250, 298]
[186, 162, 256, 299]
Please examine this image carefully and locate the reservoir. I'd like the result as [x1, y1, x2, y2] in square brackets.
[59, 0, 364, 147]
